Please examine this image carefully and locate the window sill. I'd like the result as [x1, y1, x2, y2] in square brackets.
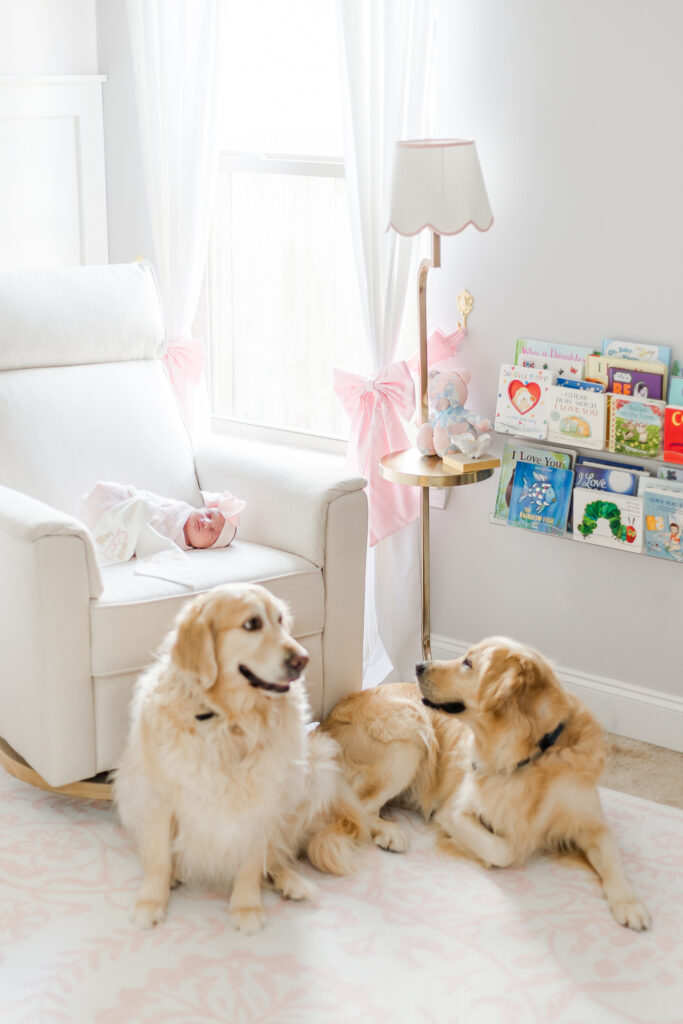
[210, 415, 348, 459]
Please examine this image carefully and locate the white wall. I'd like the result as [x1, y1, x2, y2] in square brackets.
[428, 2, 683, 722]
[0, 0, 97, 73]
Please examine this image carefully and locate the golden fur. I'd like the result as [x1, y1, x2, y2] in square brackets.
[321, 636, 650, 930]
[114, 583, 367, 934]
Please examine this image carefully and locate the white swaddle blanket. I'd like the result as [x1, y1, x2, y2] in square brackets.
[81, 482, 245, 586]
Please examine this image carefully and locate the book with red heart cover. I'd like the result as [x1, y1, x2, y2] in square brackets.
[546, 386, 607, 450]
[494, 364, 554, 440]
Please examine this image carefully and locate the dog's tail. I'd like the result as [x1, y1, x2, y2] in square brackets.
[305, 784, 371, 876]
[301, 730, 371, 876]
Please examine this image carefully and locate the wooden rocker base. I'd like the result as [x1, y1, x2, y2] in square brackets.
[0, 737, 113, 801]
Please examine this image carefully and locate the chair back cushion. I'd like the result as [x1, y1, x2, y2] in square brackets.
[0, 263, 202, 515]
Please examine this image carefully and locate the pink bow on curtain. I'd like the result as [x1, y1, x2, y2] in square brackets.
[162, 336, 206, 421]
[334, 361, 419, 547]
[405, 326, 465, 377]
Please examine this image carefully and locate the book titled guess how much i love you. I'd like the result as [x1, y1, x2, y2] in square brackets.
[495, 365, 554, 440]
[546, 387, 607, 450]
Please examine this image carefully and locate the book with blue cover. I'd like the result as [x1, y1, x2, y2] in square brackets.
[574, 463, 641, 496]
[642, 486, 683, 562]
[493, 441, 575, 521]
[602, 338, 672, 370]
[507, 463, 574, 534]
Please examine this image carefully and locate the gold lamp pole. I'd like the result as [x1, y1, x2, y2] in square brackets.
[381, 139, 497, 663]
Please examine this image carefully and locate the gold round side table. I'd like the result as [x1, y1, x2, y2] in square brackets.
[379, 448, 498, 661]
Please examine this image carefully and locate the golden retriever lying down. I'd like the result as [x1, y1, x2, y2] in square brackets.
[114, 583, 367, 934]
[320, 636, 650, 931]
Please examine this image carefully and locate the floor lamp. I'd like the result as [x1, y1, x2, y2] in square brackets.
[380, 139, 497, 661]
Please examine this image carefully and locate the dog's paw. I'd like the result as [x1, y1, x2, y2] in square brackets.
[373, 820, 409, 853]
[610, 895, 651, 931]
[229, 905, 267, 935]
[131, 898, 167, 929]
[278, 872, 319, 903]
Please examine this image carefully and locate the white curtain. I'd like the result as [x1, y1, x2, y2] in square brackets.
[337, 0, 436, 685]
[126, 0, 224, 428]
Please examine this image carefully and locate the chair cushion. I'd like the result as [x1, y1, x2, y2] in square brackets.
[0, 262, 165, 371]
[90, 540, 325, 676]
[0, 361, 201, 517]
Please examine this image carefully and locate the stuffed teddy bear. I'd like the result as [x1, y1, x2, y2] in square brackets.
[416, 367, 492, 458]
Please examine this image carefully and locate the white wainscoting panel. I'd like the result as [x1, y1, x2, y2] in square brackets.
[0, 76, 108, 269]
[432, 633, 683, 753]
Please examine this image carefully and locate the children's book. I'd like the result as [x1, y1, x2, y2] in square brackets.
[576, 454, 647, 473]
[585, 354, 610, 387]
[638, 474, 683, 496]
[601, 338, 672, 371]
[546, 386, 607, 450]
[608, 395, 666, 458]
[606, 361, 665, 401]
[555, 378, 604, 393]
[507, 463, 574, 534]
[574, 463, 642, 496]
[663, 406, 683, 465]
[515, 338, 594, 368]
[517, 355, 584, 379]
[658, 465, 683, 483]
[606, 354, 663, 397]
[493, 442, 574, 521]
[495, 364, 554, 440]
[668, 376, 683, 406]
[572, 488, 643, 553]
[641, 485, 683, 562]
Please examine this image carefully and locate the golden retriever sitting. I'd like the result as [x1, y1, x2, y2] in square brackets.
[321, 636, 650, 931]
[114, 583, 367, 934]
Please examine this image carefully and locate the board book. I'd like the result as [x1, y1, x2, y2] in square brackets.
[493, 442, 574, 521]
[607, 395, 666, 458]
[606, 361, 665, 401]
[546, 386, 607, 450]
[507, 463, 574, 534]
[663, 406, 683, 465]
[495, 364, 554, 440]
[641, 484, 683, 562]
[602, 338, 672, 371]
[572, 488, 643, 553]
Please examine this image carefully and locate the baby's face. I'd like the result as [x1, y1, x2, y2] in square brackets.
[184, 507, 226, 549]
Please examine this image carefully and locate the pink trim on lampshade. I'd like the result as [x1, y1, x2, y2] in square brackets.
[387, 215, 494, 238]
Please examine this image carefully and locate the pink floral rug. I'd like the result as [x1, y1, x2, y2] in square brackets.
[0, 768, 681, 1024]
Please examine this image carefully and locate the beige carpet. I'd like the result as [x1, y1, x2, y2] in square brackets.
[603, 732, 683, 809]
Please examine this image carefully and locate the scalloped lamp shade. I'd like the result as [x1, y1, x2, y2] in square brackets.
[388, 139, 493, 236]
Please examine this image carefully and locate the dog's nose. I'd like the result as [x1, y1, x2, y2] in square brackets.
[285, 651, 309, 678]
[415, 662, 427, 677]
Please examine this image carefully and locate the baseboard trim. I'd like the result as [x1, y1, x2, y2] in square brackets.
[431, 634, 683, 753]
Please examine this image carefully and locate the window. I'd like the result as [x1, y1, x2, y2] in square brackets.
[209, 0, 418, 441]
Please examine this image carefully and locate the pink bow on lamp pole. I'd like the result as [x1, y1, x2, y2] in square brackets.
[334, 360, 419, 546]
[162, 336, 206, 422]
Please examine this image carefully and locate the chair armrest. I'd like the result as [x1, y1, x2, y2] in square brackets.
[0, 484, 103, 597]
[194, 437, 366, 567]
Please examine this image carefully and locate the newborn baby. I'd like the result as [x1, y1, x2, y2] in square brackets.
[82, 481, 246, 567]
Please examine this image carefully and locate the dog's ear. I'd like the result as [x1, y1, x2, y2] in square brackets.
[481, 646, 545, 711]
[171, 596, 218, 689]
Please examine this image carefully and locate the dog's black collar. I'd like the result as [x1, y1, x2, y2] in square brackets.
[195, 711, 217, 721]
[472, 721, 566, 774]
[422, 696, 466, 715]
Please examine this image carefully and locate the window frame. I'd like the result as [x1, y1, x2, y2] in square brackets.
[207, 149, 352, 454]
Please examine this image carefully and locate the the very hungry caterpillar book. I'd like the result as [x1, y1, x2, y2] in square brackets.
[546, 386, 607, 450]
[494, 442, 574, 521]
[507, 463, 574, 534]
[495, 364, 554, 439]
[572, 489, 643, 553]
